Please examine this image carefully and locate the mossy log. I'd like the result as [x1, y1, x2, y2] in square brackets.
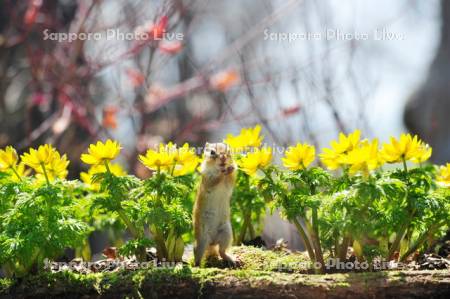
[1, 246, 449, 299]
[1, 268, 449, 298]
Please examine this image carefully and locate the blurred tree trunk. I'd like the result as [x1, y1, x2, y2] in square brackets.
[404, 0, 450, 163]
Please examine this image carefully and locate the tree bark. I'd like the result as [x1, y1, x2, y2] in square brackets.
[404, 0, 450, 163]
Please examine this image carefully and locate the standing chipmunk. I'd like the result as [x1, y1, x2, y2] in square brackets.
[193, 142, 237, 267]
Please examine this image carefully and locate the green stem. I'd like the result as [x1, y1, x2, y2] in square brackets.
[339, 235, 351, 261]
[151, 226, 168, 260]
[292, 218, 316, 263]
[146, 177, 169, 260]
[40, 162, 50, 186]
[311, 207, 319, 241]
[388, 223, 408, 260]
[389, 157, 412, 260]
[237, 173, 254, 244]
[306, 177, 324, 273]
[310, 207, 322, 258]
[20, 248, 40, 277]
[304, 217, 325, 273]
[106, 159, 147, 261]
[249, 222, 256, 239]
[400, 223, 441, 262]
[402, 157, 408, 173]
[238, 210, 251, 244]
[170, 162, 176, 176]
[117, 208, 147, 261]
[11, 166, 22, 181]
[334, 232, 340, 258]
[104, 160, 111, 173]
[117, 209, 140, 238]
[76, 239, 92, 261]
[352, 239, 365, 262]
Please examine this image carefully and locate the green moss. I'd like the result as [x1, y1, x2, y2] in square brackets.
[191, 267, 224, 282]
[0, 278, 14, 293]
[331, 281, 351, 288]
[139, 266, 192, 285]
[231, 246, 310, 273]
[2, 268, 449, 297]
[188, 245, 309, 273]
[1, 246, 449, 297]
[28, 271, 100, 290]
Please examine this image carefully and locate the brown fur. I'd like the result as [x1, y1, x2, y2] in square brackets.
[193, 143, 237, 266]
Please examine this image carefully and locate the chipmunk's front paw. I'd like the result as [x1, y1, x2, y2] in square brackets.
[221, 165, 234, 175]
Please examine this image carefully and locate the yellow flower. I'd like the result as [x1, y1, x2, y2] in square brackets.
[81, 163, 126, 190]
[172, 143, 200, 176]
[0, 146, 19, 171]
[21, 144, 57, 171]
[36, 151, 70, 181]
[437, 163, 450, 186]
[410, 142, 432, 164]
[139, 143, 176, 172]
[330, 130, 361, 154]
[45, 152, 70, 180]
[380, 134, 425, 163]
[319, 130, 361, 170]
[10, 163, 30, 182]
[342, 139, 383, 175]
[238, 147, 272, 176]
[21, 145, 69, 182]
[282, 143, 315, 170]
[224, 125, 263, 151]
[81, 140, 121, 166]
[319, 148, 342, 170]
[140, 142, 199, 176]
